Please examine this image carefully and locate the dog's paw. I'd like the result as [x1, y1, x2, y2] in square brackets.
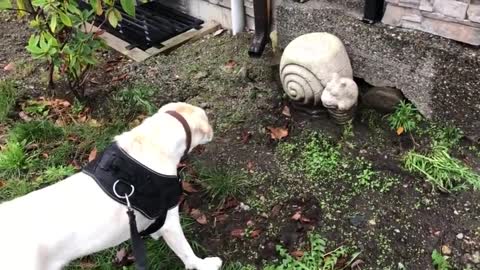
[188, 257, 222, 270]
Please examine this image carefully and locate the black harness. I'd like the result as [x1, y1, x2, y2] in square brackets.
[81, 110, 192, 270]
[83, 143, 183, 235]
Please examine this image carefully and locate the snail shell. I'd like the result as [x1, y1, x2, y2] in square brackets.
[280, 32, 353, 107]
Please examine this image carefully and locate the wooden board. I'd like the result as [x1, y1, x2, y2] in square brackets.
[83, 21, 221, 62]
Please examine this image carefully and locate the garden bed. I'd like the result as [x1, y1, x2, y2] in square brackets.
[1, 11, 480, 270]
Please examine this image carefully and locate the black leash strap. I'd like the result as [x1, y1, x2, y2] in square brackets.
[113, 180, 149, 270]
[127, 208, 148, 270]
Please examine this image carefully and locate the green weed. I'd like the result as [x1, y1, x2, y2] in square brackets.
[432, 250, 451, 270]
[112, 85, 157, 118]
[36, 165, 76, 185]
[352, 158, 398, 193]
[9, 120, 64, 144]
[264, 233, 360, 270]
[276, 142, 296, 160]
[196, 162, 249, 203]
[404, 144, 480, 192]
[429, 124, 463, 149]
[300, 133, 341, 180]
[0, 79, 17, 122]
[0, 178, 36, 202]
[223, 262, 257, 270]
[388, 101, 422, 133]
[0, 140, 32, 178]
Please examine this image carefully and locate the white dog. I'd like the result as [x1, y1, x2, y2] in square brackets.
[0, 102, 222, 270]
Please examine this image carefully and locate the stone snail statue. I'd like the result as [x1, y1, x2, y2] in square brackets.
[279, 32, 358, 124]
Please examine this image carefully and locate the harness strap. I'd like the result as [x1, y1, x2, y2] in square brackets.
[128, 208, 148, 270]
[165, 110, 192, 158]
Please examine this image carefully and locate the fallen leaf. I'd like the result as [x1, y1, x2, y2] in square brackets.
[282, 105, 291, 117]
[246, 161, 254, 172]
[271, 205, 282, 217]
[41, 152, 49, 159]
[351, 259, 365, 269]
[94, 29, 105, 37]
[112, 73, 128, 82]
[0, 179, 5, 188]
[291, 211, 302, 221]
[300, 216, 312, 223]
[241, 131, 252, 144]
[291, 250, 304, 259]
[230, 228, 244, 238]
[3, 62, 15, 71]
[250, 229, 261, 238]
[441, 245, 452, 255]
[225, 59, 237, 69]
[190, 208, 207, 225]
[113, 247, 134, 266]
[106, 66, 115, 73]
[213, 28, 225, 37]
[222, 197, 239, 210]
[19, 111, 32, 122]
[246, 220, 255, 227]
[88, 119, 101, 127]
[267, 126, 289, 140]
[396, 126, 404, 135]
[88, 147, 97, 162]
[25, 143, 39, 150]
[78, 259, 97, 269]
[182, 181, 199, 193]
[215, 214, 228, 223]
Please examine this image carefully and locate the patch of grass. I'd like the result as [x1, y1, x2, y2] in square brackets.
[276, 142, 296, 160]
[0, 140, 32, 178]
[352, 157, 398, 193]
[429, 123, 463, 149]
[46, 142, 76, 166]
[264, 233, 360, 270]
[196, 162, 249, 203]
[432, 250, 451, 270]
[0, 79, 17, 122]
[388, 101, 422, 134]
[300, 133, 341, 180]
[0, 178, 36, 201]
[223, 262, 256, 270]
[9, 120, 65, 144]
[36, 165, 76, 185]
[404, 144, 480, 192]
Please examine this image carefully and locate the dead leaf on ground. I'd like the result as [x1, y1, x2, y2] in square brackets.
[267, 126, 289, 140]
[250, 229, 261, 238]
[41, 152, 49, 159]
[113, 248, 134, 266]
[230, 228, 244, 238]
[112, 73, 128, 82]
[246, 220, 255, 227]
[240, 131, 252, 144]
[291, 211, 302, 221]
[215, 214, 228, 223]
[224, 60, 237, 69]
[351, 259, 365, 269]
[396, 126, 404, 135]
[19, 111, 32, 122]
[271, 205, 282, 217]
[300, 216, 312, 223]
[3, 62, 15, 71]
[282, 105, 291, 117]
[291, 250, 304, 259]
[190, 208, 208, 225]
[0, 179, 5, 189]
[213, 28, 225, 37]
[182, 181, 199, 193]
[246, 161, 254, 172]
[222, 197, 239, 210]
[88, 147, 98, 162]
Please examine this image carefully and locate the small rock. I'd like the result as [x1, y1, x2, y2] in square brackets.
[193, 71, 208, 80]
[471, 251, 480, 264]
[368, 219, 377, 225]
[237, 202, 250, 211]
[3, 62, 15, 71]
[454, 209, 459, 215]
[441, 245, 452, 255]
[362, 86, 404, 113]
[349, 214, 366, 227]
[394, 229, 400, 233]
[456, 233, 464, 240]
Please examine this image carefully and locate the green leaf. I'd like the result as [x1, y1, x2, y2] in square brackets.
[120, 0, 135, 17]
[0, 0, 12, 9]
[66, 2, 81, 16]
[107, 9, 120, 28]
[89, 0, 103, 15]
[49, 14, 57, 32]
[59, 11, 72, 27]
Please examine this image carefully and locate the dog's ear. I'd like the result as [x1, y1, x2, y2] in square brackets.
[198, 120, 213, 142]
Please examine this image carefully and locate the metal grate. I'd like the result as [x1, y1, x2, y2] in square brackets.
[80, 1, 204, 50]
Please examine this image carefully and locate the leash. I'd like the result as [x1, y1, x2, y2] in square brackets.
[111, 110, 192, 270]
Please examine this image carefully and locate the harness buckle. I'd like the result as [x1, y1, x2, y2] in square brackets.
[113, 179, 135, 209]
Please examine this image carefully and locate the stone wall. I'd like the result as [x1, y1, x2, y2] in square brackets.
[383, 0, 480, 45]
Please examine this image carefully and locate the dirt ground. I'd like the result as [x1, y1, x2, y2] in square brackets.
[1, 11, 480, 270]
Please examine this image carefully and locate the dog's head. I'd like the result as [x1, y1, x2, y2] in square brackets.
[158, 102, 214, 150]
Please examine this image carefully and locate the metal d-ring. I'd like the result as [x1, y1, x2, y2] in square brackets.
[113, 179, 135, 209]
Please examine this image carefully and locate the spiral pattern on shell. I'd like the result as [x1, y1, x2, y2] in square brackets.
[280, 64, 324, 106]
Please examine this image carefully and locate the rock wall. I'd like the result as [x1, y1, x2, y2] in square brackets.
[383, 0, 480, 45]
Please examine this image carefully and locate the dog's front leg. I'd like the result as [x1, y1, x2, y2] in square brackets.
[152, 206, 222, 270]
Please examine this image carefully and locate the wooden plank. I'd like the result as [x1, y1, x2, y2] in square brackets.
[83, 23, 150, 62]
[146, 21, 222, 55]
[84, 20, 221, 62]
